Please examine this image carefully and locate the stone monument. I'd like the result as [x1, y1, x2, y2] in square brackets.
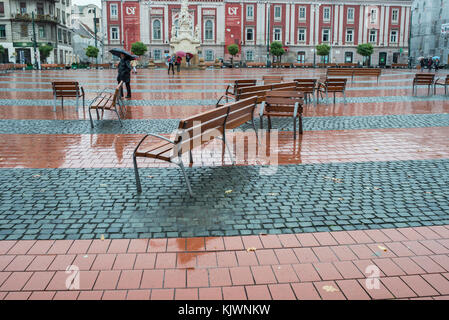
[169, 0, 201, 65]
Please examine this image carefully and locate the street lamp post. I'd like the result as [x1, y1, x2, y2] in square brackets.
[94, 8, 98, 68]
[266, 1, 270, 67]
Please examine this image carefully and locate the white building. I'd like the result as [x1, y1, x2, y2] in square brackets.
[0, 0, 74, 65]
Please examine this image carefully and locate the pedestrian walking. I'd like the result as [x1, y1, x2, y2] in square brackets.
[176, 55, 182, 73]
[167, 54, 175, 75]
[427, 58, 433, 72]
[186, 53, 192, 67]
[117, 53, 132, 98]
[434, 58, 440, 72]
[131, 59, 138, 74]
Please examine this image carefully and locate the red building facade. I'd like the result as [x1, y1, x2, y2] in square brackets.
[102, 0, 412, 65]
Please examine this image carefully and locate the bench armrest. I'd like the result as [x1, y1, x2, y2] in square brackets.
[216, 94, 235, 107]
[133, 133, 177, 155]
[259, 101, 266, 117]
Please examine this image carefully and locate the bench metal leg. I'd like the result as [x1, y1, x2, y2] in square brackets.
[178, 159, 193, 197]
[61, 97, 64, 110]
[53, 95, 57, 112]
[133, 154, 142, 193]
[251, 115, 259, 143]
[76, 94, 79, 112]
[220, 135, 235, 165]
[88, 108, 94, 128]
[189, 150, 193, 164]
[298, 116, 303, 134]
[115, 108, 123, 127]
[293, 116, 297, 139]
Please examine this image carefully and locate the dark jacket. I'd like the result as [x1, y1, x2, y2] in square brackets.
[117, 58, 131, 83]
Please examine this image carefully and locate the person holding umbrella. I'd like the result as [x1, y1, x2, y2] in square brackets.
[109, 48, 136, 99]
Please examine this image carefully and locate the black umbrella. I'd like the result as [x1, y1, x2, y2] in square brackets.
[109, 48, 138, 60]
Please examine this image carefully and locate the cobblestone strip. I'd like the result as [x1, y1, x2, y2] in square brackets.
[0, 113, 448, 135]
[0, 159, 448, 240]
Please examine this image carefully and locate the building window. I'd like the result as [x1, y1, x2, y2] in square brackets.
[246, 27, 254, 41]
[58, 28, 62, 43]
[153, 49, 161, 60]
[110, 26, 119, 40]
[390, 29, 398, 43]
[204, 20, 213, 40]
[20, 24, 28, 37]
[153, 20, 161, 40]
[62, 11, 66, 25]
[57, 9, 60, 22]
[299, 7, 306, 20]
[245, 50, 254, 61]
[0, 25, 5, 38]
[68, 31, 71, 45]
[323, 7, 330, 22]
[37, 2, 44, 15]
[392, 9, 399, 24]
[298, 28, 306, 42]
[347, 8, 354, 23]
[346, 29, 353, 43]
[297, 51, 305, 63]
[205, 49, 214, 61]
[345, 52, 353, 63]
[49, 5, 53, 15]
[369, 29, 377, 43]
[246, 5, 254, 20]
[274, 6, 281, 20]
[20, 2, 26, 14]
[274, 28, 282, 41]
[322, 28, 330, 42]
[110, 4, 118, 19]
[63, 30, 67, 44]
[38, 26, 46, 39]
[370, 9, 377, 24]
[0, 2, 4, 16]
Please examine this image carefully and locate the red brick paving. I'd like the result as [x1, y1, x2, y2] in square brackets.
[0, 226, 448, 299]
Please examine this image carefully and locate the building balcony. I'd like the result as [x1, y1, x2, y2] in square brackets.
[12, 13, 59, 24]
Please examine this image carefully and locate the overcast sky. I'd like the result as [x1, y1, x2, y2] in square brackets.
[73, 0, 101, 7]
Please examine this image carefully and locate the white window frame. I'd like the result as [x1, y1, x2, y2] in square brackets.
[153, 49, 161, 61]
[390, 29, 398, 43]
[299, 7, 306, 21]
[392, 9, 399, 24]
[369, 29, 377, 43]
[110, 4, 118, 19]
[110, 26, 119, 41]
[370, 9, 377, 24]
[322, 28, 330, 42]
[246, 5, 254, 20]
[323, 7, 331, 22]
[205, 49, 214, 61]
[246, 27, 254, 41]
[274, 6, 281, 20]
[346, 29, 353, 43]
[152, 19, 162, 40]
[347, 8, 354, 23]
[204, 19, 214, 41]
[274, 28, 282, 42]
[298, 28, 306, 43]
[245, 50, 254, 61]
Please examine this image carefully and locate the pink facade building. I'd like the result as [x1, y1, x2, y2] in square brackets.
[102, 0, 412, 66]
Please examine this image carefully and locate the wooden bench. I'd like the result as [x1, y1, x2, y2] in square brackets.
[338, 63, 358, 68]
[236, 82, 298, 102]
[412, 73, 435, 96]
[14, 64, 26, 69]
[317, 78, 347, 104]
[352, 68, 381, 83]
[51, 81, 85, 112]
[327, 68, 355, 80]
[263, 75, 284, 85]
[293, 79, 318, 106]
[133, 96, 259, 196]
[273, 62, 291, 68]
[391, 63, 408, 69]
[91, 63, 111, 69]
[434, 74, 449, 95]
[317, 63, 337, 68]
[259, 90, 304, 138]
[0, 63, 14, 73]
[294, 63, 313, 68]
[216, 79, 258, 107]
[246, 62, 266, 68]
[88, 81, 126, 127]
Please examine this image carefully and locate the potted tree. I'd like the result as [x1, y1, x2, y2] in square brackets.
[85, 45, 99, 68]
[357, 43, 374, 67]
[131, 41, 148, 68]
[270, 41, 285, 67]
[227, 44, 239, 68]
[38, 44, 53, 68]
[316, 44, 331, 66]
